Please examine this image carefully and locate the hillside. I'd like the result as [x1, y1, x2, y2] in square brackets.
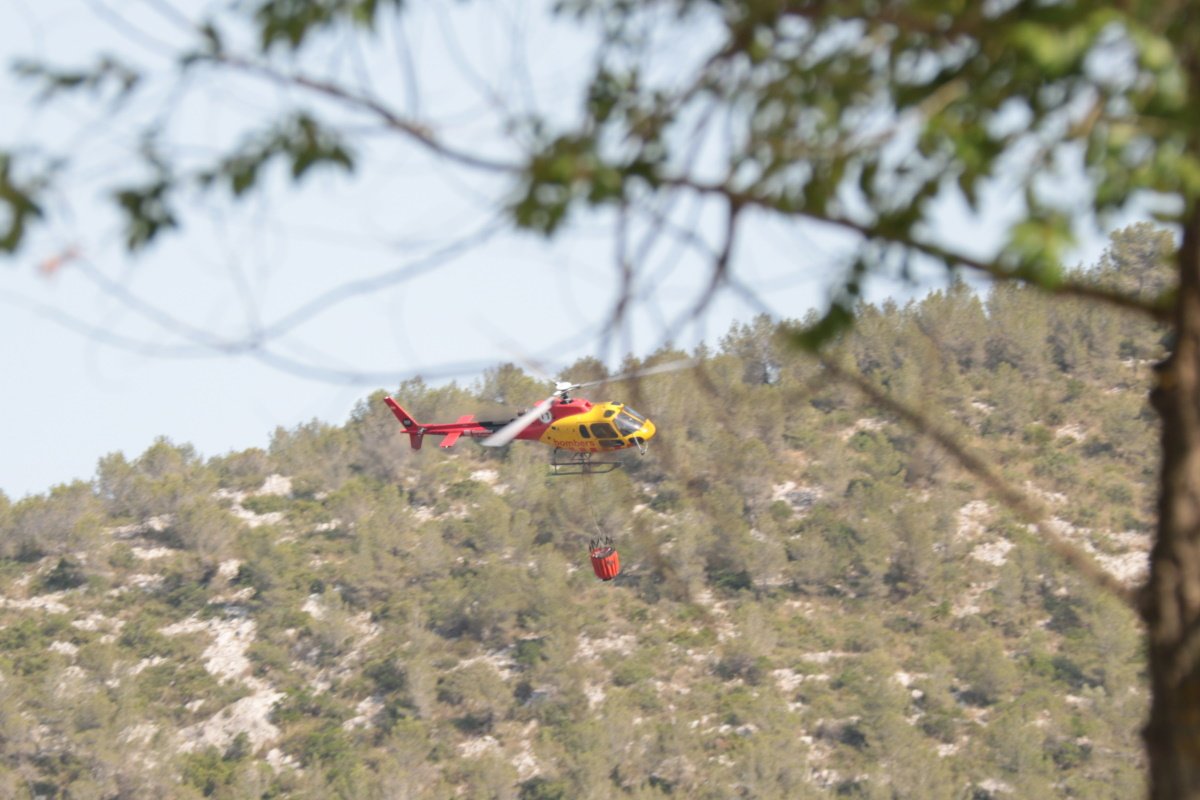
[0, 227, 1167, 799]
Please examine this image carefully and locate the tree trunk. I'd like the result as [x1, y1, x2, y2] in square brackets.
[1144, 200, 1200, 798]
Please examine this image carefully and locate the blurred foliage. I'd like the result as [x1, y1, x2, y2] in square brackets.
[0, 0, 1179, 351]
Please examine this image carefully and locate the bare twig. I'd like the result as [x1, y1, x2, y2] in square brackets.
[258, 213, 508, 340]
[84, 0, 183, 59]
[209, 54, 520, 175]
[658, 197, 742, 346]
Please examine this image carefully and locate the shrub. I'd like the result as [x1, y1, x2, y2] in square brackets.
[38, 557, 87, 593]
[241, 493, 290, 515]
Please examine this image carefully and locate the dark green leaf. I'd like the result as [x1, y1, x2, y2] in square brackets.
[790, 302, 855, 351]
[0, 153, 45, 253]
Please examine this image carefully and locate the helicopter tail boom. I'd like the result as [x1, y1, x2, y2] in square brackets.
[384, 397, 494, 450]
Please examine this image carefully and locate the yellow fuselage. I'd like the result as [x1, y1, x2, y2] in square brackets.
[536, 400, 656, 453]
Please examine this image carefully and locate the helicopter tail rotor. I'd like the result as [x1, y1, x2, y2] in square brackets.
[384, 397, 425, 450]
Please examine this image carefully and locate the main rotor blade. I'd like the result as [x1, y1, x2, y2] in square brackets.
[569, 358, 699, 391]
[481, 395, 557, 447]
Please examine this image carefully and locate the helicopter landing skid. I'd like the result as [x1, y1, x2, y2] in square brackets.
[551, 450, 622, 476]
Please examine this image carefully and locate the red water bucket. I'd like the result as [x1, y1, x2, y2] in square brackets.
[589, 545, 621, 581]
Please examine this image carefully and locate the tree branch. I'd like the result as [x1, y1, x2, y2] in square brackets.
[664, 175, 1169, 324]
[207, 54, 521, 176]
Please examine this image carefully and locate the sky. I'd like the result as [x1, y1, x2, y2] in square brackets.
[0, 0, 1126, 500]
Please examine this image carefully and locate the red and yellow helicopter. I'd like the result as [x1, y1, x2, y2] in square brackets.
[383, 359, 694, 475]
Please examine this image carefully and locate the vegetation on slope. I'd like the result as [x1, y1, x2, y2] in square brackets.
[0, 225, 1169, 798]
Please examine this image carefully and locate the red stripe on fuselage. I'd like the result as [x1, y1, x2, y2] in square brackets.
[386, 396, 595, 445]
[511, 398, 593, 441]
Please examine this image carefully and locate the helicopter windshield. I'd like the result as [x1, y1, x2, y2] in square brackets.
[614, 411, 643, 436]
[622, 407, 645, 422]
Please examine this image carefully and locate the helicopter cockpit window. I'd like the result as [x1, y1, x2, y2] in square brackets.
[622, 407, 645, 422]
[590, 422, 619, 439]
[614, 411, 642, 436]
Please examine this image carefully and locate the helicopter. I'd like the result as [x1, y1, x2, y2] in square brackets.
[383, 359, 694, 475]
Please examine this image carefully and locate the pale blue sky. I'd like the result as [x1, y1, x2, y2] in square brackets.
[0, 0, 1124, 500]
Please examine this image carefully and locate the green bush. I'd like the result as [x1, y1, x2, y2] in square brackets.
[180, 740, 248, 797]
[611, 657, 654, 687]
[513, 637, 548, 669]
[520, 777, 571, 800]
[135, 662, 229, 720]
[38, 557, 87, 592]
[0, 616, 71, 675]
[242, 493, 290, 515]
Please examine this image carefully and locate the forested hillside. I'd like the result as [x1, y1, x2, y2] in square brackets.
[0, 226, 1170, 799]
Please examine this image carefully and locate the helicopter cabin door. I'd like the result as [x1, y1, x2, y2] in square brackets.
[589, 421, 624, 448]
